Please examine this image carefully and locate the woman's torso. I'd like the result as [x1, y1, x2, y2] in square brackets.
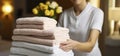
[58, 3, 102, 56]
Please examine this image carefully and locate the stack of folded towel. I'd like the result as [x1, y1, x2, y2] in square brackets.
[9, 17, 74, 56]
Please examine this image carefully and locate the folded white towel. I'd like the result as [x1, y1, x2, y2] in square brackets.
[13, 27, 69, 37]
[12, 35, 54, 46]
[13, 29, 53, 36]
[16, 24, 56, 30]
[12, 41, 54, 53]
[54, 27, 69, 33]
[12, 35, 70, 46]
[16, 17, 57, 25]
[13, 27, 70, 46]
[9, 54, 27, 56]
[53, 27, 69, 39]
[10, 46, 74, 56]
[13, 35, 54, 39]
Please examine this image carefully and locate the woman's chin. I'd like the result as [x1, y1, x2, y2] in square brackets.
[73, 3, 81, 6]
[72, 2, 81, 5]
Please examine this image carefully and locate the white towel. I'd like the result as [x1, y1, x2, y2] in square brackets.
[12, 41, 54, 53]
[9, 54, 26, 56]
[16, 17, 57, 25]
[13, 35, 55, 40]
[16, 24, 56, 30]
[12, 35, 54, 46]
[53, 27, 70, 40]
[13, 29, 53, 36]
[54, 27, 69, 34]
[10, 46, 74, 56]
[12, 35, 70, 46]
[13, 27, 69, 37]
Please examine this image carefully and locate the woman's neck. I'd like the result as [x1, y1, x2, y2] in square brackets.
[73, 1, 87, 16]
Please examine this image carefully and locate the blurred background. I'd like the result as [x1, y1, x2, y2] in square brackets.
[0, 0, 120, 56]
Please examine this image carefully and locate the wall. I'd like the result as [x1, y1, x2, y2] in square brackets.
[109, 8, 120, 20]
[100, 0, 110, 56]
[13, 0, 35, 18]
[55, 0, 72, 10]
[13, 0, 72, 18]
[0, 0, 14, 40]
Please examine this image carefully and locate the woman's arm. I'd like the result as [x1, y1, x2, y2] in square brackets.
[60, 29, 100, 52]
[74, 29, 100, 52]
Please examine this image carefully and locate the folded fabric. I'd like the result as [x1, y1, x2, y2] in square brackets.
[16, 24, 56, 30]
[10, 54, 28, 56]
[13, 35, 54, 40]
[16, 17, 57, 25]
[13, 29, 53, 36]
[12, 35, 54, 46]
[10, 46, 74, 56]
[54, 27, 69, 34]
[13, 27, 69, 37]
[9, 54, 27, 56]
[12, 41, 54, 53]
[12, 35, 70, 46]
[53, 27, 70, 40]
[47, 27, 70, 43]
[10, 54, 27, 56]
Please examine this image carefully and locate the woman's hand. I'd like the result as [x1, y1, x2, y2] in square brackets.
[59, 39, 79, 52]
[60, 29, 100, 52]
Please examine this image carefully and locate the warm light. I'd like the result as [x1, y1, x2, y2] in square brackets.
[112, 0, 116, 8]
[118, 21, 120, 25]
[2, 3, 13, 15]
[110, 20, 115, 35]
[89, 0, 100, 8]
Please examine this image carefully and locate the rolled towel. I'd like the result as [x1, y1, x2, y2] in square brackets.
[10, 46, 74, 56]
[16, 24, 56, 30]
[16, 17, 57, 25]
[12, 35, 54, 46]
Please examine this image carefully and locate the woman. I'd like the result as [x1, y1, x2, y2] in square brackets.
[58, 0, 104, 56]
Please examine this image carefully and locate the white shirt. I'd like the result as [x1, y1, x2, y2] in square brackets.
[58, 3, 104, 56]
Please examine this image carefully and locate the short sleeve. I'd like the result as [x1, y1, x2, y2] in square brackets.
[91, 8, 104, 33]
